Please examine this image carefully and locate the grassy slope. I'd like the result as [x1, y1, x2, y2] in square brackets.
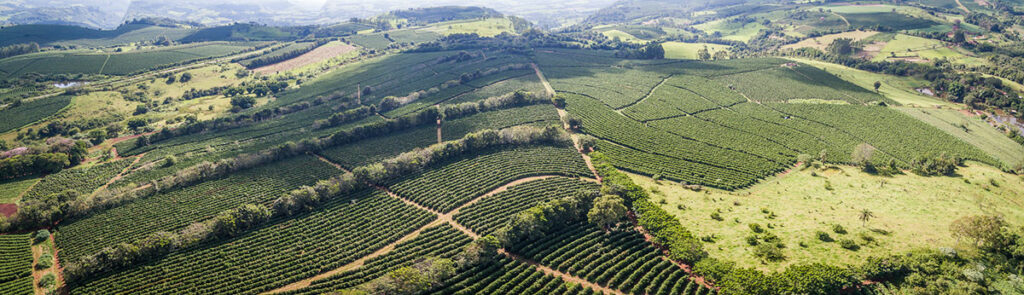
[898, 107, 1024, 168]
[635, 163, 1024, 271]
[789, 57, 953, 107]
[662, 42, 733, 59]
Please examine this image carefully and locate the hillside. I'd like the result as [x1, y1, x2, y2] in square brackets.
[0, 1, 1023, 295]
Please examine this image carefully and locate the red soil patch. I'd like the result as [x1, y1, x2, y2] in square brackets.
[0, 203, 16, 217]
[255, 43, 358, 74]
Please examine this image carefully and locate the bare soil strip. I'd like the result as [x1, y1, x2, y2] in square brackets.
[531, 63, 556, 97]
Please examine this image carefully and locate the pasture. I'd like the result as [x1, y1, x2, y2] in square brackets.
[662, 42, 733, 59]
[782, 30, 879, 51]
[693, 18, 766, 42]
[635, 162, 1024, 271]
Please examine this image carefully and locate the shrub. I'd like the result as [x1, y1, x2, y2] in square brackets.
[39, 273, 56, 288]
[754, 243, 785, 261]
[839, 239, 860, 250]
[33, 229, 50, 243]
[36, 253, 54, 269]
[711, 211, 724, 221]
[749, 223, 764, 233]
[832, 224, 847, 234]
[816, 231, 833, 242]
[163, 155, 177, 167]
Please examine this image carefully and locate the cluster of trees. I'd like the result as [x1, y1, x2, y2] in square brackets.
[362, 236, 501, 294]
[240, 40, 330, 69]
[0, 42, 39, 59]
[223, 81, 289, 97]
[440, 90, 548, 120]
[910, 152, 962, 176]
[181, 86, 229, 100]
[614, 42, 665, 59]
[0, 138, 88, 180]
[494, 189, 598, 246]
[313, 105, 377, 129]
[694, 259, 859, 295]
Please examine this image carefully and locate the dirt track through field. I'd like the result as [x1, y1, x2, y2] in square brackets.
[270, 156, 617, 294]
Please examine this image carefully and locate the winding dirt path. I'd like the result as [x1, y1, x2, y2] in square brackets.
[263, 219, 446, 294]
[955, 0, 970, 13]
[88, 154, 145, 199]
[832, 12, 851, 27]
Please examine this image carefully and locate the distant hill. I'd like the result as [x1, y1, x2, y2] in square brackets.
[389, 6, 503, 24]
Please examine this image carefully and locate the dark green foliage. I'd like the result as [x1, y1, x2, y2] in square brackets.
[0, 43, 39, 59]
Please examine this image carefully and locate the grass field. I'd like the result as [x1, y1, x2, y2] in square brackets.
[635, 162, 1024, 271]
[871, 34, 966, 62]
[782, 30, 879, 51]
[898, 107, 1024, 168]
[602, 29, 645, 43]
[662, 42, 732, 59]
[426, 17, 515, 37]
[790, 57, 953, 107]
[693, 18, 767, 42]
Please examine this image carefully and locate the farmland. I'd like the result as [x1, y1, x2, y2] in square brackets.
[0, 42, 257, 78]
[1, 1, 1023, 294]
[0, 95, 71, 133]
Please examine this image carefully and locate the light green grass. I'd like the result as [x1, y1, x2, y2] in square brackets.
[602, 30, 645, 43]
[872, 34, 965, 62]
[662, 42, 732, 59]
[693, 19, 766, 42]
[0, 177, 38, 204]
[634, 162, 1024, 271]
[897, 107, 1024, 168]
[427, 18, 515, 37]
[789, 57, 953, 107]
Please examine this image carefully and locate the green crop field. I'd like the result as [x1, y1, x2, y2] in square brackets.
[2, 2, 1024, 294]
[0, 42, 255, 78]
[0, 95, 72, 133]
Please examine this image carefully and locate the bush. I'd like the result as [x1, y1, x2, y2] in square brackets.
[163, 155, 177, 167]
[711, 211, 723, 221]
[750, 223, 764, 233]
[39, 273, 56, 288]
[36, 253, 53, 269]
[34, 229, 50, 243]
[754, 243, 786, 262]
[839, 239, 860, 250]
[816, 231, 833, 242]
[832, 224, 847, 234]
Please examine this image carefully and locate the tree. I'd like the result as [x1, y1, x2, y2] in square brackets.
[230, 96, 257, 110]
[713, 50, 729, 60]
[179, 72, 192, 83]
[827, 38, 854, 55]
[873, 81, 882, 92]
[588, 194, 627, 230]
[953, 29, 966, 44]
[859, 209, 874, 227]
[950, 215, 1006, 249]
[851, 143, 876, 172]
[697, 46, 711, 61]
[127, 117, 148, 130]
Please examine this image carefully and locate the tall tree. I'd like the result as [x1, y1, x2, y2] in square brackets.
[859, 209, 874, 227]
[588, 194, 627, 230]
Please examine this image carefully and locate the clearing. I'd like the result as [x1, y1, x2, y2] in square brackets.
[633, 163, 1024, 271]
[662, 42, 733, 59]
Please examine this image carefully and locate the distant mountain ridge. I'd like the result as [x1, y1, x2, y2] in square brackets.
[0, 0, 613, 30]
